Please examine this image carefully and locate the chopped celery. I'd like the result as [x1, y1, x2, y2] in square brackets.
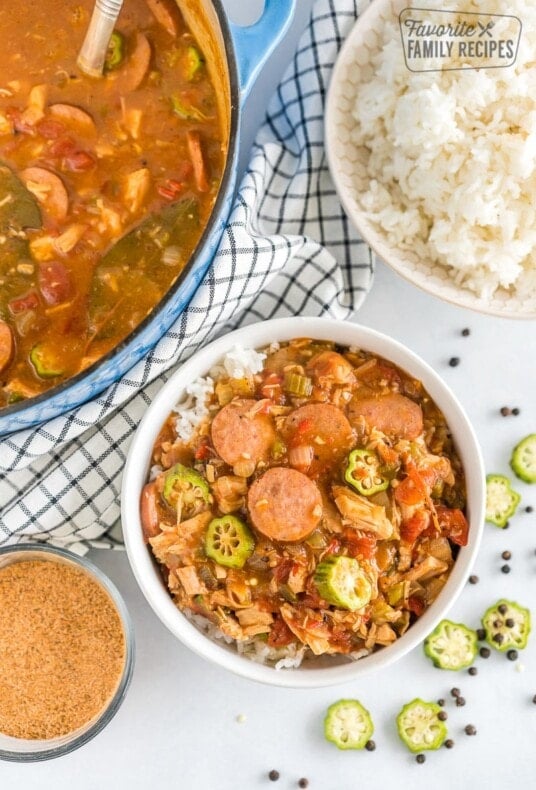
[324, 699, 374, 750]
[185, 46, 204, 80]
[284, 371, 313, 397]
[171, 95, 207, 121]
[424, 620, 477, 670]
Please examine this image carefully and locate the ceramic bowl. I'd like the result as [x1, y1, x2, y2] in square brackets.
[325, 0, 536, 319]
[122, 316, 485, 688]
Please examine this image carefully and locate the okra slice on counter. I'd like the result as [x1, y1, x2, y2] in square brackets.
[324, 699, 374, 750]
[485, 474, 521, 527]
[204, 515, 255, 569]
[482, 599, 531, 652]
[511, 434, 536, 484]
[396, 699, 447, 753]
[162, 463, 210, 516]
[314, 555, 372, 611]
[344, 448, 389, 497]
[424, 620, 477, 671]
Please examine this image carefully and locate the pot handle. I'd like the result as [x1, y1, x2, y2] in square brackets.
[229, 0, 297, 100]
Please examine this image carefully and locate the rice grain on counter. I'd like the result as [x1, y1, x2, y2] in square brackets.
[353, 0, 536, 299]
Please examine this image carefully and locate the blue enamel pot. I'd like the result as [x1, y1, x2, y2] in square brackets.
[0, 0, 296, 436]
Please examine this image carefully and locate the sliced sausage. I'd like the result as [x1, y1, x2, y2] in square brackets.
[263, 345, 303, 374]
[247, 467, 322, 542]
[48, 104, 97, 137]
[0, 320, 14, 374]
[211, 399, 276, 467]
[115, 33, 151, 93]
[140, 482, 161, 541]
[283, 403, 354, 475]
[348, 392, 423, 440]
[306, 350, 355, 386]
[38, 261, 72, 306]
[21, 167, 69, 221]
[145, 0, 180, 37]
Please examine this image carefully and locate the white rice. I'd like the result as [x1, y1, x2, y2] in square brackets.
[173, 345, 266, 442]
[352, 0, 536, 299]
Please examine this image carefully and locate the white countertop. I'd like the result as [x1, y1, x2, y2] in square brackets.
[6, 2, 536, 788]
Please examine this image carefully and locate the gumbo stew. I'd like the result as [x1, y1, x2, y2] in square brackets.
[142, 339, 469, 666]
[0, 0, 225, 407]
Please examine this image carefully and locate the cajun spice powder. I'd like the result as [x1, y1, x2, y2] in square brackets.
[0, 559, 126, 740]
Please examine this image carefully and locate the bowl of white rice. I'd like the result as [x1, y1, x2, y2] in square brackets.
[121, 316, 485, 688]
[326, 0, 536, 317]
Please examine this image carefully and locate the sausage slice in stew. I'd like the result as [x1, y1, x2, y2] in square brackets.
[211, 399, 276, 468]
[248, 467, 323, 542]
[348, 392, 423, 441]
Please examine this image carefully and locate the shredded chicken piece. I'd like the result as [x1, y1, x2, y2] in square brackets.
[123, 168, 151, 214]
[404, 556, 449, 582]
[176, 565, 207, 596]
[21, 84, 47, 125]
[332, 485, 393, 539]
[54, 224, 87, 254]
[211, 475, 248, 514]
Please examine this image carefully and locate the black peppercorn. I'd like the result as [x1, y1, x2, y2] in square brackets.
[461, 328, 470, 337]
[468, 574, 479, 584]
[444, 739, 455, 749]
[416, 754, 426, 764]
[298, 780, 309, 789]
[500, 406, 512, 416]
[450, 687, 461, 698]
[464, 724, 477, 736]
[507, 649, 518, 661]
[526, 506, 533, 513]
[269, 770, 280, 782]
[438, 711, 448, 721]
[512, 408, 520, 416]
[455, 696, 466, 707]
[437, 698, 446, 707]
[449, 357, 460, 367]
[468, 667, 478, 676]
[501, 564, 511, 574]
[480, 646, 491, 658]
[365, 740, 376, 752]
[501, 550, 512, 560]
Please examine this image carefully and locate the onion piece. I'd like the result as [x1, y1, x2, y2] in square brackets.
[288, 444, 314, 472]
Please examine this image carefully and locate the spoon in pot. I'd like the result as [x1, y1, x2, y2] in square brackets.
[77, 0, 124, 78]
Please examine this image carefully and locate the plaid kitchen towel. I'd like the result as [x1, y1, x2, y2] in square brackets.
[0, 0, 372, 552]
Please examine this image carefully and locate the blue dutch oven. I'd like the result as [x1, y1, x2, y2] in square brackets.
[0, 0, 296, 436]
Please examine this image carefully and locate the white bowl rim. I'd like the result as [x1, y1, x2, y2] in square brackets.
[122, 316, 485, 688]
[324, 3, 536, 321]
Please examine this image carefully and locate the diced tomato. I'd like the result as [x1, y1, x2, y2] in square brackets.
[267, 617, 294, 648]
[38, 261, 72, 306]
[63, 150, 96, 172]
[342, 529, 377, 560]
[157, 184, 181, 201]
[395, 461, 437, 506]
[436, 506, 469, 547]
[6, 108, 35, 136]
[194, 442, 211, 461]
[297, 418, 312, 434]
[8, 290, 40, 315]
[36, 119, 65, 139]
[272, 558, 294, 584]
[400, 510, 430, 543]
[408, 596, 425, 616]
[259, 372, 283, 401]
[329, 625, 354, 653]
[49, 136, 77, 157]
[324, 537, 341, 555]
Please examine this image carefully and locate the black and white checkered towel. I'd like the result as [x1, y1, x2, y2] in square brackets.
[0, 0, 372, 552]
